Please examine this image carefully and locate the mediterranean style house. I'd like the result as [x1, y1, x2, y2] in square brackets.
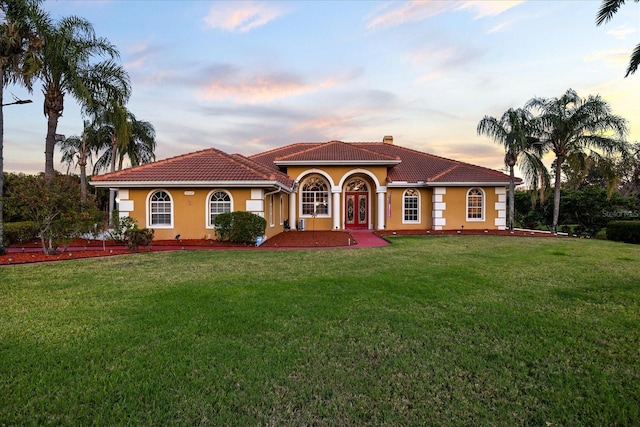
[90, 136, 518, 241]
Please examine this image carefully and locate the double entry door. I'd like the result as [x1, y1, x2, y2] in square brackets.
[345, 192, 368, 228]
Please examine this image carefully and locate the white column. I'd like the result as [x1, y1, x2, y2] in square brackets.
[289, 192, 297, 230]
[377, 190, 386, 230]
[332, 191, 341, 230]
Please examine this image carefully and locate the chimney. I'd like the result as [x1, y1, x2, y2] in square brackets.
[383, 135, 393, 145]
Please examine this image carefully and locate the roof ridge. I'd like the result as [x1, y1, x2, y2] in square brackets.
[94, 147, 225, 179]
[275, 140, 399, 161]
[428, 164, 459, 182]
[274, 140, 345, 161]
[356, 142, 509, 176]
[249, 142, 319, 159]
[225, 153, 276, 181]
[231, 154, 289, 180]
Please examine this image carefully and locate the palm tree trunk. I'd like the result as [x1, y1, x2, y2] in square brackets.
[552, 156, 564, 233]
[539, 170, 545, 204]
[108, 137, 117, 223]
[509, 166, 515, 231]
[0, 77, 6, 254]
[79, 160, 88, 203]
[44, 112, 60, 182]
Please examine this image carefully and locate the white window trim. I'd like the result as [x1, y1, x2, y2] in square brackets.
[299, 176, 331, 218]
[146, 189, 174, 229]
[402, 188, 421, 224]
[205, 189, 234, 229]
[269, 194, 275, 227]
[466, 187, 485, 222]
[279, 195, 284, 226]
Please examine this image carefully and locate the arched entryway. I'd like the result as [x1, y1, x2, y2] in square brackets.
[344, 178, 369, 229]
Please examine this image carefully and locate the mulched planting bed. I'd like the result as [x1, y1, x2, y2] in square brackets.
[1, 232, 354, 265]
[259, 231, 354, 247]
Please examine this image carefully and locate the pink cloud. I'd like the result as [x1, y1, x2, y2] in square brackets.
[203, 1, 290, 32]
[366, 0, 523, 30]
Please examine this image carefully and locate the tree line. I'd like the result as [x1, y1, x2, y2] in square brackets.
[477, 89, 633, 232]
[1, 0, 157, 253]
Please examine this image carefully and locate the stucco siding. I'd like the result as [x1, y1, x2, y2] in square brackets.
[440, 186, 505, 230]
[122, 188, 287, 241]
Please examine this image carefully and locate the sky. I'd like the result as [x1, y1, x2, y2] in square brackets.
[3, 0, 639, 177]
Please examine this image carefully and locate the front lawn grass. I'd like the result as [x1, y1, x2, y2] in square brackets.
[1, 236, 639, 426]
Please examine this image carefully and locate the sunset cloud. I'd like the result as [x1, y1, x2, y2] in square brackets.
[199, 67, 359, 103]
[203, 1, 290, 32]
[366, 0, 523, 30]
[584, 49, 629, 65]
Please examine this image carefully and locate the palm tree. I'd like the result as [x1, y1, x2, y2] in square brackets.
[39, 15, 130, 181]
[93, 106, 156, 174]
[59, 119, 111, 202]
[596, 0, 639, 77]
[0, 0, 45, 254]
[91, 103, 156, 219]
[477, 108, 548, 230]
[526, 89, 629, 232]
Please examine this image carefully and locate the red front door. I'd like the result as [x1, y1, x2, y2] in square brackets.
[345, 192, 368, 228]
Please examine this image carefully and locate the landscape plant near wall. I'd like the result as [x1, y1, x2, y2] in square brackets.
[214, 211, 266, 244]
[5, 174, 102, 254]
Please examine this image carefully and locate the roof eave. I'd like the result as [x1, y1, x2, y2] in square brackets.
[274, 160, 401, 166]
[90, 180, 293, 191]
[426, 181, 514, 187]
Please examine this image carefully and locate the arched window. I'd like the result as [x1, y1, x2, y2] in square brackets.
[346, 178, 368, 192]
[149, 190, 172, 227]
[403, 189, 420, 223]
[209, 190, 232, 226]
[302, 177, 329, 216]
[467, 188, 484, 221]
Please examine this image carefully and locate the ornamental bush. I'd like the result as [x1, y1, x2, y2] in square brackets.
[123, 228, 154, 251]
[606, 221, 640, 244]
[3, 221, 38, 245]
[214, 211, 266, 245]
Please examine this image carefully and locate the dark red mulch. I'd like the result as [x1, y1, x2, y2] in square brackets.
[259, 231, 354, 247]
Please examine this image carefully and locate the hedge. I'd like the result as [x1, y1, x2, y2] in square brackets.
[606, 221, 640, 244]
[214, 211, 266, 244]
[3, 221, 38, 245]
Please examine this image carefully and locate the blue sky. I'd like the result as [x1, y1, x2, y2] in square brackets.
[3, 0, 639, 175]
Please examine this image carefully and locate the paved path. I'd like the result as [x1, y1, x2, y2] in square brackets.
[349, 230, 389, 248]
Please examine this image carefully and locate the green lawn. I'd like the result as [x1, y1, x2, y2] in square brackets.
[1, 236, 639, 426]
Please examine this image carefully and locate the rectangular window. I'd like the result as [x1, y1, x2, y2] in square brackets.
[403, 189, 419, 223]
[467, 188, 484, 221]
[151, 202, 171, 225]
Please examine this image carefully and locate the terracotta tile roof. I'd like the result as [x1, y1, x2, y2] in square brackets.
[91, 139, 514, 188]
[351, 143, 516, 184]
[274, 140, 400, 163]
[91, 147, 294, 187]
[249, 142, 320, 171]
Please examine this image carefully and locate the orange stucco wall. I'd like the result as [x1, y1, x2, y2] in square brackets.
[439, 187, 504, 230]
[118, 188, 288, 241]
[116, 182, 507, 240]
[384, 187, 434, 230]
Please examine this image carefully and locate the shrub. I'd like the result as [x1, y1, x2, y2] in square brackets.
[124, 228, 154, 251]
[214, 211, 266, 244]
[3, 221, 38, 245]
[606, 221, 640, 244]
[108, 215, 138, 242]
